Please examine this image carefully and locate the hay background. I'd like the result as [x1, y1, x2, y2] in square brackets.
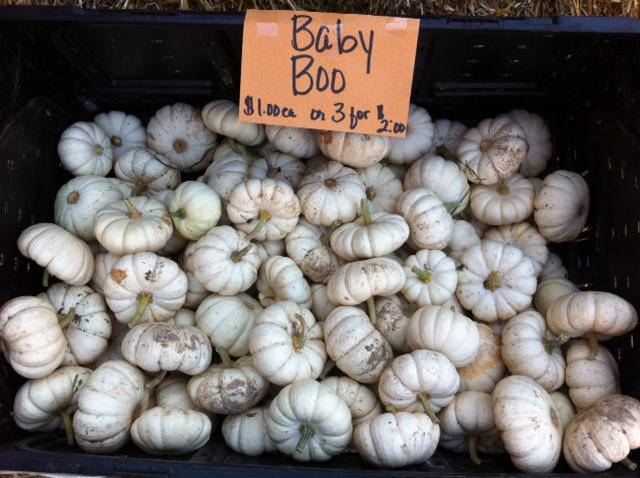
[0, 0, 638, 17]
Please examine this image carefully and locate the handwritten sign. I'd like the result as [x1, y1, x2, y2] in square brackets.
[240, 10, 419, 137]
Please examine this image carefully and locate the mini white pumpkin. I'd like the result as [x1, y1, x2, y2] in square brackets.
[456, 239, 537, 321]
[266, 379, 352, 461]
[378, 350, 460, 421]
[94, 197, 173, 255]
[155, 375, 199, 411]
[114, 147, 180, 195]
[201, 100, 265, 146]
[54, 176, 124, 242]
[508, 109, 552, 178]
[493, 375, 562, 473]
[73, 360, 146, 453]
[310, 284, 338, 321]
[297, 160, 366, 226]
[375, 295, 413, 353]
[255, 239, 285, 262]
[484, 222, 549, 276]
[427, 119, 468, 156]
[0, 296, 66, 378]
[285, 219, 343, 284]
[147, 102, 217, 172]
[222, 406, 276, 456]
[184, 270, 208, 309]
[446, 219, 482, 262]
[317, 131, 390, 168]
[533, 278, 578, 316]
[354, 412, 440, 468]
[18, 223, 94, 286]
[395, 188, 453, 250]
[565, 339, 620, 410]
[387, 104, 434, 165]
[250, 301, 326, 385]
[131, 406, 211, 455]
[540, 251, 568, 280]
[402, 250, 457, 307]
[550, 391, 576, 429]
[187, 355, 268, 414]
[58, 122, 113, 176]
[249, 151, 305, 188]
[169, 308, 195, 326]
[501, 310, 566, 392]
[456, 115, 527, 185]
[563, 395, 640, 473]
[103, 252, 188, 327]
[324, 306, 393, 383]
[458, 324, 506, 393]
[403, 155, 470, 214]
[321, 376, 382, 425]
[166, 181, 221, 240]
[357, 162, 403, 213]
[196, 293, 261, 357]
[184, 226, 262, 295]
[227, 178, 301, 241]
[534, 170, 590, 242]
[407, 305, 480, 368]
[199, 140, 251, 201]
[470, 174, 535, 226]
[94, 111, 146, 159]
[265, 125, 319, 158]
[257, 256, 311, 308]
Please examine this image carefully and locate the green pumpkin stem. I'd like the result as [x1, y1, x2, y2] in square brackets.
[129, 292, 153, 329]
[295, 424, 316, 454]
[418, 393, 439, 424]
[469, 435, 482, 465]
[58, 308, 76, 329]
[367, 296, 377, 325]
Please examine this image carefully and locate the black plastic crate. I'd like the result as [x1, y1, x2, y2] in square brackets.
[1, 6, 640, 477]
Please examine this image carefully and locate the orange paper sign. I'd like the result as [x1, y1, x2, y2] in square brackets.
[240, 10, 420, 138]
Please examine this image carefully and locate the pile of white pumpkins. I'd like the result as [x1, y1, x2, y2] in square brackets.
[2, 100, 639, 474]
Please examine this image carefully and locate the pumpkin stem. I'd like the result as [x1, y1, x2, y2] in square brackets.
[412, 266, 432, 284]
[145, 370, 167, 390]
[132, 182, 147, 196]
[479, 139, 493, 153]
[367, 296, 377, 325]
[58, 308, 76, 329]
[124, 199, 142, 220]
[171, 208, 187, 219]
[66, 191, 80, 204]
[292, 314, 307, 350]
[544, 333, 570, 353]
[246, 209, 272, 241]
[436, 145, 483, 184]
[42, 269, 50, 288]
[324, 178, 338, 189]
[111, 135, 122, 147]
[295, 424, 316, 454]
[385, 405, 397, 413]
[231, 244, 253, 263]
[483, 272, 502, 291]
[365, 186, 377, 201]
[418, 393, 439, 424]
[258, 290, 275, 302]
[468, 435, 482, 465]
[496, 183, 510, 196]
[94, 144, 104, 157]
[216, 347, 235, 368]
[621, 457, 638, 471]
[319, 359, 335, 379]
[129, 292, 153, 329]
[59, 406, 77, 446]
[360, 199, 374, 226]
[265, 156, 280, 179]
[319, 220, 341, 246]
[586, 331, 599, 360]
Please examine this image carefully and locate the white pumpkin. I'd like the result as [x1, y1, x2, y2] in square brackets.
[324, 306, 393, 383]
[58, 122, 113, 176]
[550, 391, 576, 429]
[534, 170, 590, 242]
[458, 324, 506, 393]
[91, 253, 121, 295]
[103, 252, 188, 327]
[310, 284, 338, 321]
[94, 111, 146, 159]
[147, 102, 217, 172]
[18, 223, 94, 286]
[0, 296, 66, 378]
[395, 188, 453, 250]
[227, 178, 301, 241]
[199, 140, 251, 201]
[407, 305, 480, 367]
[255, 239, 285, 262]
[470, 174, 535, 226]
[484, 222, 549, 276]
[321, 376, 382, 425]
[357, 163, 403, 213]
[196, 293, 261, 357]
[165, 181, 221, 240]
[169, 308, 195, 326]
[501, 310, 566, 392]
[249, 151, 305, 188]
[184, 226, 262, 295]
[354, 412, 440, 468]
[187, 355, 268, 414]
[73, 360, 146, 453]
[222, 406, 276, 456]
[285, 219, 343, 283]
[387, 104, 434, 165]
[201, 100, 265, 146]
[297, 160, 366, 226]
[157, 373, 203, 409]
[446, 220, 482, 262]
[184, 270, 208, 309]
[249, 301, 326, 385]
[257, 256, 311, 308]
[375, 295, 413, 353]
[94, 197, 173, 255]
[43, 283, 111, 365]
[508, 109, 552, 178]
[427, 119, 468, 155]
[456, 115, 527, 185]
[402, 250, 457, 307]
[455, 239, 537, 321]
[317, 131, 390, 168]
[540, 251, 568, 280]
[565, 339, 620, 410]
[493, 375, 562, 473]
[121, 322, 211, 375]
[533, 278, 578, 316]
[403, 155, 470, 214]
[54, 176, 124, 241]
[266, 379, 352, 461]
[378, 350, 460, 421]
[265, 125, 319, 158]
[114, 147, 180, 195]
[131, 406, 211, 455]
[563, 395, 640, 473]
